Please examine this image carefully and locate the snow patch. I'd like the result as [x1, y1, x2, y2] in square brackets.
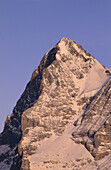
[28, 124, 94, 170]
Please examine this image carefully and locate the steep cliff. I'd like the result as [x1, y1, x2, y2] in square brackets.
[0, 37, 110, 170]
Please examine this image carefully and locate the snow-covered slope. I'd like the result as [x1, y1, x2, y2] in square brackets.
[28, 124, 94, 170]
[0, 37, 110, 170]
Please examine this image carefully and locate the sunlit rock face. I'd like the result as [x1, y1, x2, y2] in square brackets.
[0, 37, 110, 170]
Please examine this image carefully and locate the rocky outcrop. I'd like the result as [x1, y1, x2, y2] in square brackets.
[72, 77, 111, 160]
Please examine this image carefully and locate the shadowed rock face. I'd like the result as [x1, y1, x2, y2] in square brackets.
[72, 78, 111, 160]
[0, 37, 110, 170]
[0, 46, 59, 170]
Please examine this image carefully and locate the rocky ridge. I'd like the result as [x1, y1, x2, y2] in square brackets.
[0, 37, 110, 170]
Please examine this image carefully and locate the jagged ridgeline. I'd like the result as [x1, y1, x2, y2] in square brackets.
[0, 38, 111, 170]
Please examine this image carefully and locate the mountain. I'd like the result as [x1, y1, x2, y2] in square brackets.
[0, 37, 111, 170]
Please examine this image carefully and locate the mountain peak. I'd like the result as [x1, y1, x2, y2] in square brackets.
[0, 38, 111, 170]
[56, 37, 94, 60]
[58, 37, 77, 47]
[60, 37, 69, 41]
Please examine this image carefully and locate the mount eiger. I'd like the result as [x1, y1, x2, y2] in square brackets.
[0, 38, 111, 170]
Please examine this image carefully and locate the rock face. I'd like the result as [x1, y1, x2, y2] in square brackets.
[72, 77, 111, 160]
[0, 37, 110, 170]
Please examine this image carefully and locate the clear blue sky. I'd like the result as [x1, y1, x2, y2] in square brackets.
[0, 0, 111, 132]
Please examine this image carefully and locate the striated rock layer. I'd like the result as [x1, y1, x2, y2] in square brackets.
[72, 77, 111, 160]
[0, 37, 110, 170]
